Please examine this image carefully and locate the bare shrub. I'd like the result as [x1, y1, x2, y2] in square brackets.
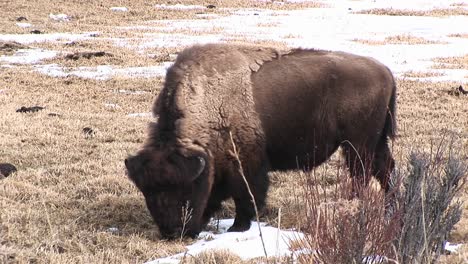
[396, 141, 467, 263]
[292, 141, 467, 264]
[293, 164, 401, 264]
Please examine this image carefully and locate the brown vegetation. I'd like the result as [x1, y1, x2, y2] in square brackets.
[432, 55, 468, 70]
[355, 8, 468, 17]
[352, 34, 447, 45]
[402, 71, 445, 78]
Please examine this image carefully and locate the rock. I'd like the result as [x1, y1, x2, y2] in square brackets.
[206, 4, 216, 9]
[0, 41, 28, 52]
[0, 163, 17, 178]
[30, 29, 43, 34]
[448, 85, 468, 96]
[83, 127, 96, 138]
[16, 16, 28, 21]
[16, 106, 45, 113]
[64, 51, 111, 60]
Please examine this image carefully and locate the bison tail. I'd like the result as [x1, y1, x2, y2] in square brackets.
[384, 78, 397, 140]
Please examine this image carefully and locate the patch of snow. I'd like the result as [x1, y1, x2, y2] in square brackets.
[0, 32, 97, 44]
[107, 227, 119, 233]
[196, 13, 219, 18]
[398, 69, 468, 82]
[49, 13, 71, 22]
[147, 219, 304, 264]
[117, 89, 148, 95]
[444, 241, 463, 253]
[148, 218, 465, 263]
[139, 33, 224, 48]
[154, 4, 206, 10]
[0, 49, 57, 64]
[16, 22, 32, 28]
[127, 112, 152, 117]
[35, 62, 172, 80]
[104, 103, 120, 109]
[110, 7, 129, 12]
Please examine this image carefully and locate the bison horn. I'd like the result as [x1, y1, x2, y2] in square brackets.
[193, 156, 206, 181]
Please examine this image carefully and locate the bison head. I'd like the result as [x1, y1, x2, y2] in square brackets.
[125, 147, 210, 239]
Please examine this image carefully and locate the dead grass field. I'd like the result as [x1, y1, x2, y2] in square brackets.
[1, 1, 468, 263]
[352, 34, 447, 45]
[432, 54, 468, 70]
[355, 7, 468, 17]
[449, 33, 468, 38]
[402, 71, 445, 78]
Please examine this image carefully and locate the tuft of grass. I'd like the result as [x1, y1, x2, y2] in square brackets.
[448, 33, 468, 38]
[355, 8, 468, 17]
[291, 163, 401, 263]
[352, 34, 447, 45]
[402, 71, 445, 79]
[432, 55, 468, 70]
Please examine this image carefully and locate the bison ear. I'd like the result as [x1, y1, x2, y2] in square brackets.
[125, 155, 145, 188]
[171, 153, 206, 182]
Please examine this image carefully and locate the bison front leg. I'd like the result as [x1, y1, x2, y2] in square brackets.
[228, 197, 256, 232]
[228, 164, 269, 232]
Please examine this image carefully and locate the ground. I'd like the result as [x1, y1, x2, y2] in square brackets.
[0, 0, 467, 263]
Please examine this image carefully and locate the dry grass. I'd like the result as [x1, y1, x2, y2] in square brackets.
[355, 8, 468, 17]
[1, 0, 468, 263]
[352, 34, 447, 45]
[32, 40, 179, 68]
[402, 71, 445, 78]
[450, 3, 468, 7]
[448, 33, 468, 38]
[0, 41, 29, 55]
[432, 55, 468, 70]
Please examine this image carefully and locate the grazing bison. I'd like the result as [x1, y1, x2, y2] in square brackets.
[125, 44, 397, 239]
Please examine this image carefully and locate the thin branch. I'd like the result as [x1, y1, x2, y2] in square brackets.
[229, 131, 269, 260]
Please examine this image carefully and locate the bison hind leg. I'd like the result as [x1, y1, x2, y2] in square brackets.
[342, 143, 372, 192]
[372, 137, 395, 193]
[341, 137, 395, 195]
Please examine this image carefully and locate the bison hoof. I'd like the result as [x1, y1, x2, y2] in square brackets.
[227, 222, 251, 232]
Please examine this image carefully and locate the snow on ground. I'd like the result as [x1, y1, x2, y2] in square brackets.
[147, 218, 463, 263]
[34, 62, 173, 80]
[49, 13, 71, 22]
[154, 4, 207, 10]
[147, 219, 304, 264]
[0, 32, 97, 44]
[110, 7, 129, 12]
[0, 49, 57, 64]
[16, 22, 32, 28]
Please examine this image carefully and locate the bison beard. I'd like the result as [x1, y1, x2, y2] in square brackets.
[125, 43, 397, 239]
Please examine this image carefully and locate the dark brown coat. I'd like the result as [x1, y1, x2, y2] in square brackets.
[125, 43, 397, 239]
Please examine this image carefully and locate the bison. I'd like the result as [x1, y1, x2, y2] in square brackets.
[125, 43, 397, 239]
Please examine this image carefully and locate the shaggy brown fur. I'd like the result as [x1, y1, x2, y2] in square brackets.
[125, 43, 397, 239]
